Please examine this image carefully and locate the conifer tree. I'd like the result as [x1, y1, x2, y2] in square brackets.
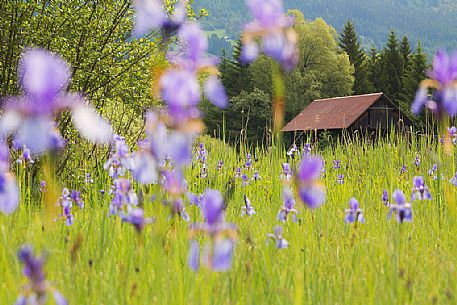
[367, 46, 382, 92]
[399, 41, 428, 127]
[400, 36, 412, 68]
[379, 31, 404, 101]
[339, 20, 372, 94]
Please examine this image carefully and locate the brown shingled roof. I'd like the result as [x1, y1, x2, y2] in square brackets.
[282, 93, 384, 132]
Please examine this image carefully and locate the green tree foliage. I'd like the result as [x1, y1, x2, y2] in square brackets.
[339, 20, 372, 94]
[230, 89, 272, 144]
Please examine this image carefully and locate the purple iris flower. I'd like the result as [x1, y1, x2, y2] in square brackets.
[411, 176, 432, 201]
[84, 173, 94, 184]
[200, 163, 208, 179]
[242, 174, 248, 186]
[297, 157, 326, 209]
[235, 167, 242, 178]
[241, 0, 298, 71]
[252, 170, 262, 181]
[39, 180, 47, 193]
[0, 49, 112, 154]
[196, 143, 207, 163]
[450, 172, 457, 186]
[278, 186, 298, 222]
[287, 144, 300, 160]
[16, 245, 67, 305]
[0, 172, 19, 215]
[104, 134, 134, 179]
[132, 112, 195, 183]
[344, 198, 365, 224]
[217, 160, 223, 172]
[172, 199, 190, 222]
[245, 153, 252, 170]
[133, 0, 186, 38]
[122, 208, 154, 232]
[267, 225, 288, 249]
[387, 189, 413, 223]
[109, 179, 138, 216]
[428, 164, 438, 180]
[162, 169, 187, 197]
[382, 189, 390, 206]
[188, 240, 200, 271]
[187, 192, 203, 207]
[56, 188, 83, 226]
[0, 141, 19, 215]
[241, 194, 256, 216]
[448, 126, 457, 144]
[201, 189, 225, 225]
[70, 190, 84, 209]
[188, 189, 237, 272]
[160, 23, 228, 125]
[333, 159, 341, 169]
[414, 155, 420, 168]
[337, 174, 344, 184]
[412, 49, 457, 116]
[401, 165, 407, 174]
[16, 146, 34, 165]
[303, 143, 311, 156]
[280, 163, 292, 181]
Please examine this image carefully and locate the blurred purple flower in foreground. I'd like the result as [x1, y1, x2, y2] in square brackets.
[0, 49, 112, 154]
[447, 126, 457, 144]
[267, 225, 288, 249]
[344, 197, 365, 224]
[0, 140, 19, 215]
[450, 172, 457, 186]
[188, 189, 237, 272]
[297, 157, 326, 209]
[133, 0, 186, 38]
[411, 176, 432, 201]
[16, 245, 67, 305]
[241, 0, 298, 71]
[160, 23, 228, 125]
[411, 49, 457, 117]
[387, 189, 413, 223]
[122, 208, 154, 232]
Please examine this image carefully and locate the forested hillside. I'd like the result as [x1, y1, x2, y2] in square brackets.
[193, 0, 457, 55]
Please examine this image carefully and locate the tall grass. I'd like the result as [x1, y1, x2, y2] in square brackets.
[1, 132, 456, 305]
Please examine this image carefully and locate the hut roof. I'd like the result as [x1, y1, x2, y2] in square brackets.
[282, 93, 386, 132]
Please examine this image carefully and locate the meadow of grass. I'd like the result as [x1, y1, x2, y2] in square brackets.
[1, 132, 456, 305]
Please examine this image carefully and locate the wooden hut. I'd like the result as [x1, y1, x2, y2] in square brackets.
[282, 93, 412, 133]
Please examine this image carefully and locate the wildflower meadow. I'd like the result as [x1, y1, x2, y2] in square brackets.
[1, 1, 457, 304]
